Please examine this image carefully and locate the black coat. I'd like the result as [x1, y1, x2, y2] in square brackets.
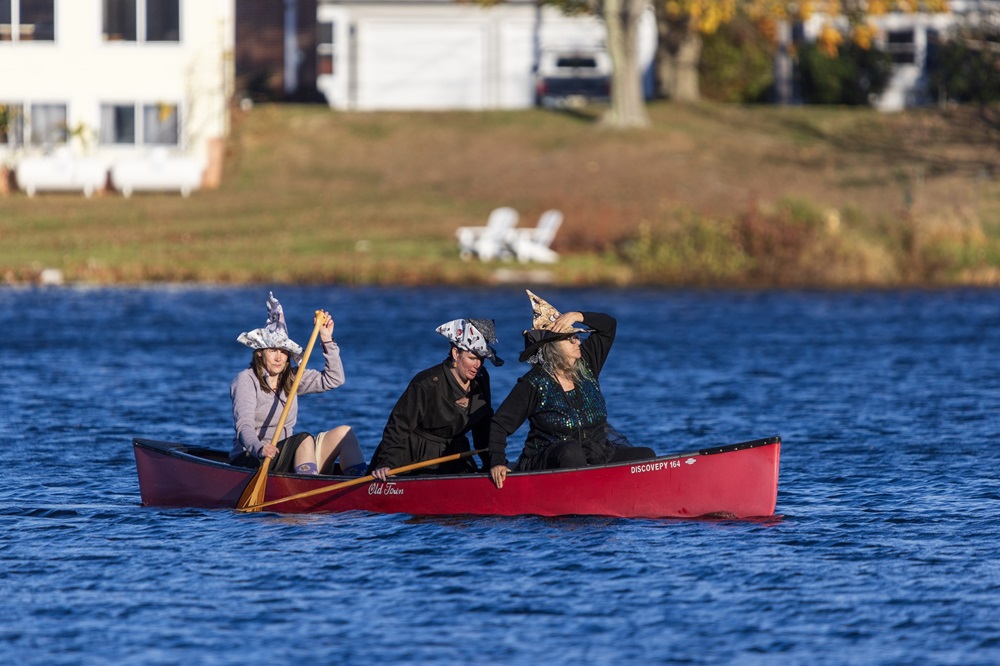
[368, 360, 492, 474]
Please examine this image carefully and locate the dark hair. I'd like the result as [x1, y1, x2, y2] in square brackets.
[250, 349, 296, 395]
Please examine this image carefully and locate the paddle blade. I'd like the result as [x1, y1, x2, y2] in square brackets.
[236, 462, 270, 512]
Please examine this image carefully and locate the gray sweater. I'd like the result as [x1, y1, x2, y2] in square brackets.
[229, 341, 345, 460]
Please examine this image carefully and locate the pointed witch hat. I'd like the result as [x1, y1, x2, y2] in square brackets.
[520, 290, 594, 362]
[526, 289, 563, 331]
[237, 292, 304, 361]
[435, 318, 504, 366]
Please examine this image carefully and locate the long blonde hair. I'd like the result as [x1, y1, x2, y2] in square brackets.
[536, 338, 586, 384]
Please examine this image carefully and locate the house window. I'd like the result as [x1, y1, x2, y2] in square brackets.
[29, 103, 66, 146]
[1, 0, 56, 42]
[99, 104, 136, 144]
[317, 21, 335, 75]
[103, 0, 179, 43]
[102, 0, 136, 41]
[99, 102, 179, 145]
[887, 30, 915, 65]
[143, 103, 179, 145]
[146, 0, 178, 41]
[0, 103, 25, 147]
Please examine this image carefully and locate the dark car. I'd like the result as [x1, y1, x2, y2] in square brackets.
[534, 50, 612, 107]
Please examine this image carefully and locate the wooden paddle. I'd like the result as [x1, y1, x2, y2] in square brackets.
[238, 448, 486, 512]
[236, 310, 326, 512]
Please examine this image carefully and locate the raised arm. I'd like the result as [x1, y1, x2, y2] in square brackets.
[578, 311, 616, 377]
[294, 311, 345, 394]
[295, 339, 345, 394]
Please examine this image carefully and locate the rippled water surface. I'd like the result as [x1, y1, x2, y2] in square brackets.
[2, 286, 998, 665]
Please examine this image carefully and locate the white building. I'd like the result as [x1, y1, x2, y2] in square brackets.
[793, 0, 1000, 112]
[0, 0, 234, 195]
[315, 0, 656, 111]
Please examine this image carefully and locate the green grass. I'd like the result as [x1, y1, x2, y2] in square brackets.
[2, 101, 1000, 287]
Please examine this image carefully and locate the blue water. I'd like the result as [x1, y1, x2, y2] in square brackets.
[2, 286, 998, 665]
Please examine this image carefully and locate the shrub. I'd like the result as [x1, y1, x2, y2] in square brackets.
[797, 41, 893, 106]
[618, 212, 749, 285]
[926, 32, 1000, 103]
[700, 16, 776, 103]
[735, 199, 817, 283]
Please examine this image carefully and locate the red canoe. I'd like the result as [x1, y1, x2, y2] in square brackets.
[133, 435, 780, 519]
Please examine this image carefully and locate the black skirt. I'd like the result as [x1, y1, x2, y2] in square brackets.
[230, 432, 313, 473]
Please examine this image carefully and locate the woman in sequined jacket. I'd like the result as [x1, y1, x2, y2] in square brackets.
[488, 309, 655, 489]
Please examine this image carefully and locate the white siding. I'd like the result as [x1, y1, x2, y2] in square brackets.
[316, 2, 652, 111]
[357, 21, 488, 110]
[0, 0, 234, 163]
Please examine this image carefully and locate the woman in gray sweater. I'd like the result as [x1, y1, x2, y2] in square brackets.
[229, 293, 366, 476]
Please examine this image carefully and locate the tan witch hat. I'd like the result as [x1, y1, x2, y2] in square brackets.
[527, 289, 564, 331]
[520, 290, 594, 362]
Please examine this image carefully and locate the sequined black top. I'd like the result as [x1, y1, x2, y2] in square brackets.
[488, 312, 617, 470]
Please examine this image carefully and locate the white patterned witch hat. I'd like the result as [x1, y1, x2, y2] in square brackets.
[237, 292, 303, 361]
[436, 318, 504, 366]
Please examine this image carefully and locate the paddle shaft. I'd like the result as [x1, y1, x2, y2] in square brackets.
[236, 311, 326, 510]
[241, 448, 487, 512]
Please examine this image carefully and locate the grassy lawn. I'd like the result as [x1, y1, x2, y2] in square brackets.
[3, 101, 999, 287]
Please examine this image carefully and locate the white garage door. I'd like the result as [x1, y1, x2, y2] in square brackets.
[357, 21, 487, 110]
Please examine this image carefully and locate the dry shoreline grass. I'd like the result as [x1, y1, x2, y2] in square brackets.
[2, 101, 999, 287]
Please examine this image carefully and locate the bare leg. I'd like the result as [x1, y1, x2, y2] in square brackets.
[293, 435, 318, 472]
[316, 426, 365, 474]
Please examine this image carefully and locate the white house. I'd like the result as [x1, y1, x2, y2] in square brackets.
[0, 0, 234, 196]
[792, 0, 1000, 112]
[314, 0, 656, 111]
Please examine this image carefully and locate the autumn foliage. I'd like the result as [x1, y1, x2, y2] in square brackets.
[666, 0, 951, 58]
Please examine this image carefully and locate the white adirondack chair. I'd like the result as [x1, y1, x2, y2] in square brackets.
[110, 148, 205, 198]
[16, 148, 107, 198]
[455, 207, 519, 261]
[509, 209, 563, 263]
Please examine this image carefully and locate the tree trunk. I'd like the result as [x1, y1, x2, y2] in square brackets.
[774, 20, 793, 105]
[601, 0, 650, 128]
[654, 9, 702, 102]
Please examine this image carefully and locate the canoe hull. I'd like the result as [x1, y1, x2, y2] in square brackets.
[133, 436, 780, 519]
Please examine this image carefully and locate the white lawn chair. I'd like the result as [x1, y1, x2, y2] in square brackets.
[16, 149, 108, 198]
[455, 207, 519, 261]
[110, 148, 205, 198]
[509, 209, 563, 263]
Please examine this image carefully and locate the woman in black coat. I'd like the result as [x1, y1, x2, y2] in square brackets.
[368, 318, 502, 480]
